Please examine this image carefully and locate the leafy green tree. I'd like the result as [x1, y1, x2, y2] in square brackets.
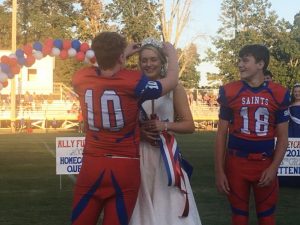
[1, 0, 90, 87]
[271, 13, 300, 88]
[207, 0, 286, 83]
[3, 0, 80, 45]
[0, 4, 11, 49]
[106, 0, 160, 42]
[75, 0, 109, 42]
[179, 43, 200, 88]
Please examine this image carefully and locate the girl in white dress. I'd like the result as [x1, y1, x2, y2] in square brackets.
[129, 38, 202, 225]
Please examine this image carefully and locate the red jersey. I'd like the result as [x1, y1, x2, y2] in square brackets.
[218, 80, 290, 153]
[72, 66, 162, 158]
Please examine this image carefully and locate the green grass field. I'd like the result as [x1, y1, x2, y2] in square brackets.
[0, 131, 299, 225]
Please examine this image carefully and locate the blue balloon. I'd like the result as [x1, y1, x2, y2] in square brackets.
[33, 42, 43, 51]
[71, 40, 81, 51]
[7, 72, 14, 79]
[17, 57, 26, 65]
[15, 49, 24, 58]
[54, 39, 63, 49]
[0, 63, 11, 74]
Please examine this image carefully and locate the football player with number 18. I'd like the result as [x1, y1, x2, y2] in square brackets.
[215, 44, 290, 225]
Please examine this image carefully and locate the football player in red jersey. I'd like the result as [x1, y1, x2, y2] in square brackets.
[215, 44, 290, 225]
[71, 32, 179, 225]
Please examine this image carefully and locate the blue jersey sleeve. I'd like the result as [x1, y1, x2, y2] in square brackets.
[134, 74, 162, 102]
[276, 90, 291, 124]
[217, 86, 227, 106]
[219, 105, 233, 121]
[217, 86, 232, 121]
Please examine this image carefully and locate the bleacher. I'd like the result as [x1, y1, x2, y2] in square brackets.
[0, 85, 220, 131]
[0, 83, 80, 130]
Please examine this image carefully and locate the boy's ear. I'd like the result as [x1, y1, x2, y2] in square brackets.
[257, 60, 265, 69]
[118, 53, 126, 65]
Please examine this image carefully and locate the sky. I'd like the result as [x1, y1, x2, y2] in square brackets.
[179, 0, 300, 84]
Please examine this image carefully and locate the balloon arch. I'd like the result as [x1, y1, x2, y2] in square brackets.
[0, 38, 96, 91]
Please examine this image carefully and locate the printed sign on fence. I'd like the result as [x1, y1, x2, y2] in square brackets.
[278, 138, 300, 176]
[56, 137, 85, 175]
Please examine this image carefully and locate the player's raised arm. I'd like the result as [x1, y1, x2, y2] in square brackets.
[124, 42, 141, 58]
[158, 42, 179, 96]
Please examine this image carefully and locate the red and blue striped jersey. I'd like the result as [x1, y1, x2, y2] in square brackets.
[218, 80, 290, 153]
[72, 66, 162, 158]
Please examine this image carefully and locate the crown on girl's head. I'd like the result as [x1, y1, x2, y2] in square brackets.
[294, 83, 300, 87]
[141, 38, 163, 49]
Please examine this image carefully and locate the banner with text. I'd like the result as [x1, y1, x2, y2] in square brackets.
[56, 137, 85, 175]
[278, 138, 300, 176]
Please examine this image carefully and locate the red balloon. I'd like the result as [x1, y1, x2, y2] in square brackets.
[80, 42, 90, 53]
[42, 45, 52, 56]
[76, 52, 85, 62]
[2, 80, 8, 88]
[8, 57, 18, 67]
[11, 65, 21, 75]
[23, 44, 33, 56]
[59, 49, 68, 59]
[44, 38, 53, 48]
[63, 40, 72, 49]
[1, 55, 10, 64]
[25, 55, 36, 67]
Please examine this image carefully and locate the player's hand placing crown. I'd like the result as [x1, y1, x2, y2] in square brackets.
[162, 42, 176, 57]
[124, 42, 141, 58]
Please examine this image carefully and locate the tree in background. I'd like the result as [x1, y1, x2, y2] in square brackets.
[2, 0, 79, 44]
[271, 13, 300, 88]
[206, 0, 300, 88]
[0, 0, 201, 89]
[0, 5, 11, 49]
[107, 0, 201, 87]
[75, 0, 109, 42]
[157, 0, 201, 86]
[178, 43, 200, 88]
[1, 0, 83, 86]
[106, 0, 160, 42]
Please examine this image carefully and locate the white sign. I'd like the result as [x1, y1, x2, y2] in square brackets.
[278, 138, 300, 176]
[56, 137, 85, 175]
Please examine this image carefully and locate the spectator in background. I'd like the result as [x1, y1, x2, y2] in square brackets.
[26, 118, 32, 133]
[196, 92, 203, 104]
[264, 69, 273, 82]
[280, 83, 300, 187]
[188, 90, 194, 106]
[203, 92, 210, 105]
[52, 118, 57, 130]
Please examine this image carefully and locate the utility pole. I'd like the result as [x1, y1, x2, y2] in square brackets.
[11, 0, 17, 133]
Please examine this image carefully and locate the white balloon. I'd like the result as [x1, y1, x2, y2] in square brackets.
[51, 47, 61, 56]
[68, 48, 77, 57]
[0, 72, 8, 83]
[85, 49, 95, 59]
[33, 51, 43, 60]
[9, 53, 17, 59]
[84, 56, 90, 64]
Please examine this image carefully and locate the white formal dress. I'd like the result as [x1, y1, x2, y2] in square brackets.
[129, 93, 202, 225]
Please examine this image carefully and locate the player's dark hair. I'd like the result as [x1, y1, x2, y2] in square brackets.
[264, 69, 273, 78]
[239, 44, 270, 72]
[92, 32, 127, 70]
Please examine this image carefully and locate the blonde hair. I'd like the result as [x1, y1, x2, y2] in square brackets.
[139, 44, 167, 77]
